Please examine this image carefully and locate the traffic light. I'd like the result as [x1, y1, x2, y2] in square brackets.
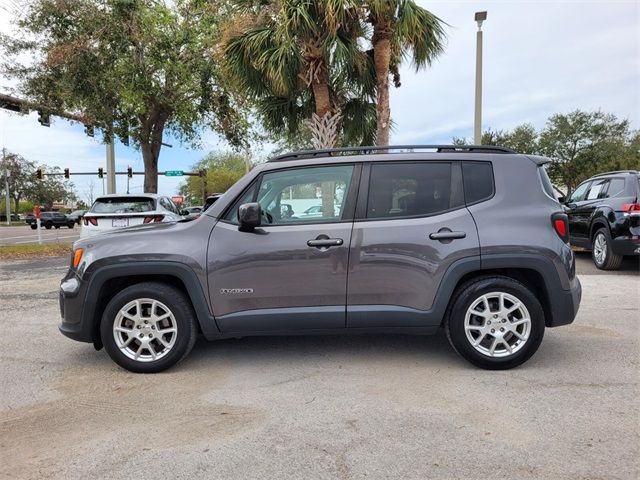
[98, 167, 103, 179]
[64, 168, 70, 179]
[84, 124, 94, 137]
[36, 169, 43, 180]
[37, 110, 50, 127]
[127, 166, 133, 178]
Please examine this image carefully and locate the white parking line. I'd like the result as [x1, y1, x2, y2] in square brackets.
[13, 234, 79, 244]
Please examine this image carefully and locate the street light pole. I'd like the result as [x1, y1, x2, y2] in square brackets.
[106, 138, 116, 194]
[3, 148, 11, 226]
[474, 11, 487, 145]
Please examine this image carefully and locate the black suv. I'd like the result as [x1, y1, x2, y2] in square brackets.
[562, 170, 640, 269]
[26, 211, 75, 230]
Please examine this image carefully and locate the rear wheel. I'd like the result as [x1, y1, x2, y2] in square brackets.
[68, 222, 75, 229]
[45, 222, 52, 229]
[592, 228, 622, 270]
[101, 282, 198, 373]
[30, 224, 37, 230]
[445, 276, 545, 370]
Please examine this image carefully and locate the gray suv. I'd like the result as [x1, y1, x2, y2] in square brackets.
[59, 145, 582, 373]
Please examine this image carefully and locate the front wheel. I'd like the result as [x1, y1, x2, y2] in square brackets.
[45, 222, 52, 229]
[68, 222, 75, 229]
[445, 276, 545, 370]
[101, 282, 198, 373]
[30, 224, 37, 230]
[592, 228, 622, 270]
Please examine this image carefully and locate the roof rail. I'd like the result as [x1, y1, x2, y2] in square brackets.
[268, 144, 516, 162]
[591, 170, 639, 177]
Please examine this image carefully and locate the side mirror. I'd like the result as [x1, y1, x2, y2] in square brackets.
[557, 196, 566, 204]
[238, 202, 261, 231]
[181, 209, 190, 216]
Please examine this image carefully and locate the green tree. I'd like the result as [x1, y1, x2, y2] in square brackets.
[179, 152, 249, 205]
[1, 150, 37, 213]
[223, 0, 376, 148]
[366, 1, 446, 145]
[1, 0, 247, 193]
[453, 124, 538, 153]
[539, 110, 632, 197]
[26, 166, 75, 210]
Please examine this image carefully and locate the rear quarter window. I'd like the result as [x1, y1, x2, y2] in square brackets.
[538, 164, 557, 200]
[462, 162, 494, 204]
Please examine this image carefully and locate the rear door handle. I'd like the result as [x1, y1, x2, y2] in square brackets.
[429, 230, 466, 240]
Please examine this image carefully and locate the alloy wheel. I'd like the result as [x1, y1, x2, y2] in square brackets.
[593, 232, 607, 266]
[464, 292, 531, 358]
[113, 298, 178, 362]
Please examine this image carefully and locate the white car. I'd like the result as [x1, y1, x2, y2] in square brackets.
[81, 194, 185, 238]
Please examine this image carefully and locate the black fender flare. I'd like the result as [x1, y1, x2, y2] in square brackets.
[82, 261, 219, 344]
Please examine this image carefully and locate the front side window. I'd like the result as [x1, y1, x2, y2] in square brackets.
[569, 182, 591, 203]
[227, 165, 354, 225]
[367, 162, 454, 219]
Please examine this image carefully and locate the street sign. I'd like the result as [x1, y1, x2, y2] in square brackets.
[165, 170, 184, 177]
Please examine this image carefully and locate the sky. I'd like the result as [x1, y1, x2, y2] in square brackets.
[0, 0, 638, 203]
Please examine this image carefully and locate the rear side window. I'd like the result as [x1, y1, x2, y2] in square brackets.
[462, 162, 494, 204]
[91, 197, 155, 213]
[538, 164, 556, 200]
[605, 178, 625, 198]
[367, 163, 454, 219]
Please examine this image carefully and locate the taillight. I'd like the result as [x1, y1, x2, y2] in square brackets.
[83, 217, 97, 226]
[621, 203, 640, 213]
[143, 215, 164, 224]
[551, 212, 569, 243]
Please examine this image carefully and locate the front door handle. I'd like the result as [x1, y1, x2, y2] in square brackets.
[307, 235, 343, 248]
[429, 230, 466, 241]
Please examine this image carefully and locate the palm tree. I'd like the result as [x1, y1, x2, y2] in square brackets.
[366, 1, 447, 145]
[222, 0, 376, 148]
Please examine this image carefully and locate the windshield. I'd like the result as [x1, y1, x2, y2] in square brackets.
[90, 197, 155, 214]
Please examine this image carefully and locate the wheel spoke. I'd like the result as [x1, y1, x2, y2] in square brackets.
[489, 337, 499, 355]
[157, 335, 171, 348]
[502, 339, 512, 354]
[158, 327, 176, 334]
[119, 336, 135, 348]
[474, 332, 486, 346]
[115, 326, 133, 334]
[147, 343, 157, 360]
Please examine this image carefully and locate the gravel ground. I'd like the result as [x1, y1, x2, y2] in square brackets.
[0, 254, 638, 480]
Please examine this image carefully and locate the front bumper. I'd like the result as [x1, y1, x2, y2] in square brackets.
[547, 276, 582, 327]
[58, 270, 94, 343]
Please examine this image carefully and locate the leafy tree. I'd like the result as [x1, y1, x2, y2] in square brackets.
[453, 124, 538, 154]
[539, 110, 632, 197]
[26, 166, 75, 210]
[1, 0, 248, 193]
[0, 150, 37, 213]
[179, 152, 250, 205]
[366, 1, 446, 145]
[222, 0, 376, 148]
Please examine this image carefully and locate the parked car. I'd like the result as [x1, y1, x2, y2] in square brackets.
[203, 194, 222, 212]
[26, 211, 75, 229]
[80, 194, 185, 238]
[561, 170, 639, 270]
[59, 145, 581, 373]
[67, 209, 87, 225]
[183, 206, 203, 219]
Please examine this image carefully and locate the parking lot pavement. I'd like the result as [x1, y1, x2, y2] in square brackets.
[0, 256, 638, 480]
[0, 224, 80, 246]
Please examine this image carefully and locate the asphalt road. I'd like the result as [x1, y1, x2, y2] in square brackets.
[0, 255, 638, 480]
[0, 224, 80, 246]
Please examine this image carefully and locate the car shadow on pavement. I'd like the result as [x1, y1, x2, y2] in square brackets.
[574, 251, 639, 275]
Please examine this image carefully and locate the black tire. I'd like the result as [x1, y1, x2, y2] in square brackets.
[54, 225, 60, 229]
[45, 222, 52, 229]
[30, 224, 37, 230]
[445, 276, 545, 370]
[591, 227, 622, 270]
[68, 222, 75, 229]
[101, 282, 198, 373]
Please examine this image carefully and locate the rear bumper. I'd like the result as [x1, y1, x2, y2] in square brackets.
[547, 276, 582, 327]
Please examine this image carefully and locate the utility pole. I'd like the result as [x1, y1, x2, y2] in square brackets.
[106, 139, 116, 194]
[3, 148, 10, 226]
[474, 11, 487, 145]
